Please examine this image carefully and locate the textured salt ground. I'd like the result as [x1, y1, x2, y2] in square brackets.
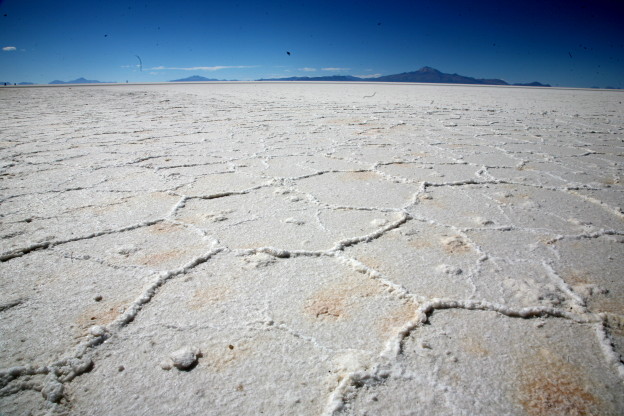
[0, 83, 622, 415]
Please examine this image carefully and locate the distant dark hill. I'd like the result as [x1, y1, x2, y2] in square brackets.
[169, 75, 221, 82]
[18, 82, 34, 85]
[513, 81, 551, 87]
[258, 75, 362, 82]
[257, 67, 550, 87]
[373, 67, 508, 85]
[49, 77, 113, 84]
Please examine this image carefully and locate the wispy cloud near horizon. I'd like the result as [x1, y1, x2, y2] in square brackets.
[2, 46, 17, 52]
[298, 67, 316, 72]
[150, 65, 257, 71]
[321, 67, 350, 71]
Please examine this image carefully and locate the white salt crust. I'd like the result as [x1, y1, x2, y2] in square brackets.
[0, 83, 622, 415]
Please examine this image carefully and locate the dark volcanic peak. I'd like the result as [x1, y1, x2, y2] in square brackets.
[513, 81, 552, 87]
[169, 75, 221, 82]
[374, 67, 508, 85]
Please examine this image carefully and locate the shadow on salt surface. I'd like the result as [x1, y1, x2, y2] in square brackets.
[0, 251, 152, 368]
[175, 186, 403, 251]
[345, 310, 624, 416]
[67, 253, 415, 415]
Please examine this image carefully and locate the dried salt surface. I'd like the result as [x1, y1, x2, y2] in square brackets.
[0, 83, 622, 415]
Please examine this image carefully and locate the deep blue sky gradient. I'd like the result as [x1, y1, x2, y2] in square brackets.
[0, 0, 622, 87]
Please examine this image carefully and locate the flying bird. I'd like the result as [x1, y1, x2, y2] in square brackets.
[568, 51, 573, 59]
[286, 51, 291, 56]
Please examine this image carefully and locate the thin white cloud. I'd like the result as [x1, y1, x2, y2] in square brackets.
[355, 74, 382, 79]
[150, 65, 256, 71]
[321, 67, 350, 71]
[2, 46, 17, 52]
[298, 67, 316, 72]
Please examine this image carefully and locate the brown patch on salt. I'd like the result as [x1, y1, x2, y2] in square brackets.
[356, 256, 385, 273]
[408, 237, 434, 250]
[419, 196, 446, 209]
[516, 348, 602, 416]
[340, 171, 379, 181]
[599, 176, 620, 185]
[187, 285, 230, 310]
[516, 164, 536, 171]
[148, 222, 183, 234]
[441, 236, 472, 254]
[200, 341, 252, 373]
[76, 298, 130, 333]
[377, 301, 418, 336]
[561, 270, 592, 286]
[137, 249, 185, 266]
[461, 336, 490, 357]
[587, 296, 624, 315]
[148, 191, 175, 201]
[304, 275, 380, 320]
[537, 235, 557, 245]
[560, 270, 622, 314]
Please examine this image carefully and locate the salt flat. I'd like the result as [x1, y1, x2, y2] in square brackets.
[0, 83, 623, 415]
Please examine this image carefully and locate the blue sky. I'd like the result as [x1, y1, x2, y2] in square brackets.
[0, 0, 622, 87]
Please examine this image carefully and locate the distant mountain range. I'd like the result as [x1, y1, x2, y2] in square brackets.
[258, 67, 551, 87]
[169, 75, 223, 82]
[49, 77, 115, 84]
[0, 68, 558, 87]
[256, 75, 362, 82]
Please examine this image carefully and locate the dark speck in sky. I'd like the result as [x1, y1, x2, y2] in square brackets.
[287, 51, 291, 56]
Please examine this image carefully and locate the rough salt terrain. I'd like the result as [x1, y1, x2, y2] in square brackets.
[0, 82, 622, 415]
